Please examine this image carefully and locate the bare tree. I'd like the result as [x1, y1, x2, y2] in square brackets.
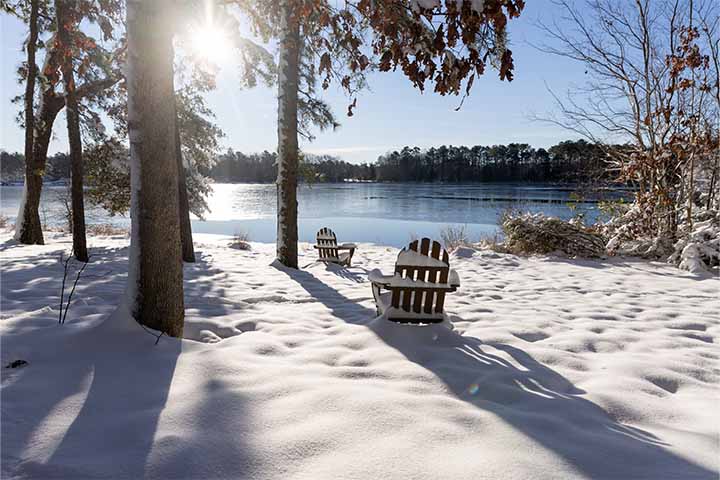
[697, 3, 720, 209]
[537, 0, 719, 238]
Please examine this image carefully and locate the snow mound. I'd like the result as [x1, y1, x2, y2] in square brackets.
[669, 213, 720, 273]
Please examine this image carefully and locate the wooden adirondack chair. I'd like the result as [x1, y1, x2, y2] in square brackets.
[314, 227, 357, 266]
[369, 238, 460, 323]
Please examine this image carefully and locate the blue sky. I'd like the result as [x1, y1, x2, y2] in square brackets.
[0, 2, 586, 164]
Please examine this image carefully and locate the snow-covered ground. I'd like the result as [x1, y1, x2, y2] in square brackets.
[1, 232, 718, 479]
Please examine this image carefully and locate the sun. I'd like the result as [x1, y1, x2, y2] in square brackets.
[190, 23, 230, 65]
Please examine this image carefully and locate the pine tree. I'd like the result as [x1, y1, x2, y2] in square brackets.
[275, 0, 301, 268]
[126, 0, 184, 337]
[175, 95, 196, 263]
[232, 0, 523, 267]
[14, 0, 42, 245]
[55, 0, 88, 261]
[8, 0, 123, 245]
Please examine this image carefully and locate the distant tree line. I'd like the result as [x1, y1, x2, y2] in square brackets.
[208, 139, 611, 183]
[206, 150, 377, 183]
[374, 140, 612, 183]
[1, 139, 612, 185]
[1, 151, 70, 182]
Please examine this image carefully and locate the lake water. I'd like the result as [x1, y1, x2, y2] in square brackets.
[0, 183, 624, 246]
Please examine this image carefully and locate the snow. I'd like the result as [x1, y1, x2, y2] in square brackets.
[671, 217, 720, 274]
[410, 0, 441, 11]
[368, 269, 460, 289]
[396, 248, 449, 267]
[1, 232, 718, 479]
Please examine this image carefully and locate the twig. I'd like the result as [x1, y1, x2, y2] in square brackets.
[61, 254, 91, 325]
[58, 251, 73, 324]
[136, 320, 165, 345]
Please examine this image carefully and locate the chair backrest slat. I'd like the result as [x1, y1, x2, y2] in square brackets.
[412, 289, 424, 313]
[391, 238, 450, 317]
[316, 227, 339, 261]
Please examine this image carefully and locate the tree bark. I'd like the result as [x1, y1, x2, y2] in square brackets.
[56, 0, 88, 262]
[126, 0, 184, 337]
[32, 93, 64, 180]
[15, 0, 42, 245]
[276, 0, 300, 269]
[174, 101, 196, 263]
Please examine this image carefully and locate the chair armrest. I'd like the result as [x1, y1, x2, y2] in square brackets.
[448, 269, 460, 288]
[368, 269, 393, 287]
[384, 276, 458, 291]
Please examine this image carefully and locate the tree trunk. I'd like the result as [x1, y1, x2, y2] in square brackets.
[56, 0, 88, 262]
[174, 102, 196, 263]
[15, 0, 42, 245]
[126, 0, 184, 337]
[15, 27, 116, 246]
[33, 94, 64, 178]
[276, 0, 300, 269]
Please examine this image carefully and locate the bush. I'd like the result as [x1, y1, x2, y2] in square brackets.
[501, 212, 605, 257]
[477, 231, 505, 252]
[669, 211, 719, 273]
[87, 224, 128, 237]
[229, 231, 251, 250]
[440, 225, 471, 250]
[601, 204, 674, 259]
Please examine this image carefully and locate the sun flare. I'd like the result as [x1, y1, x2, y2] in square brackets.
[190, 24, 230, 64]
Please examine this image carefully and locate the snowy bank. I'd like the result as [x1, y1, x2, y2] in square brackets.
[1, 233, 718, 479]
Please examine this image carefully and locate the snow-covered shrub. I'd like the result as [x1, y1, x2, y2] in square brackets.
[668, 211, 720, 273]
[477, 231, 505, 253]
[0, 215, 10, 230]
[500, 213, 605, 257]
[86, 224, 129, 237]
[229, 231, 251, 250]
[602, 194, 719, 273]
[602, 204, 675, 259]
[440, 225, 470, 251]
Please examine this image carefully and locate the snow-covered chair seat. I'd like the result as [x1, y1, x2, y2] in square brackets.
[369, 238, 460, 323]
[314, 227, 357, 266]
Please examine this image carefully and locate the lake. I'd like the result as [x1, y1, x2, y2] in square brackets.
[0, 183, 624, 246]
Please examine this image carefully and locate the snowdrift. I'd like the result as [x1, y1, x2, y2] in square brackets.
[1, 233, 717, 479]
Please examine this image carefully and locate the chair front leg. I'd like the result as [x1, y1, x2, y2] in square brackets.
[371, 282, 384, 316]
[346, 247, 355, 267]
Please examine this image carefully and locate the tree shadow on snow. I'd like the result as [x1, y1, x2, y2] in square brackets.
[373, 330, 714, 479]
[322, 262, 370, 284]
[1, 244, 245, 339]
[1, 302, 182, 479]
[542, 255, 714, 280]
[274, 263, 376, 324]
[280, 267, 714, 480]
[1, 245, 129, 338]
[1, 246, 255, 479]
